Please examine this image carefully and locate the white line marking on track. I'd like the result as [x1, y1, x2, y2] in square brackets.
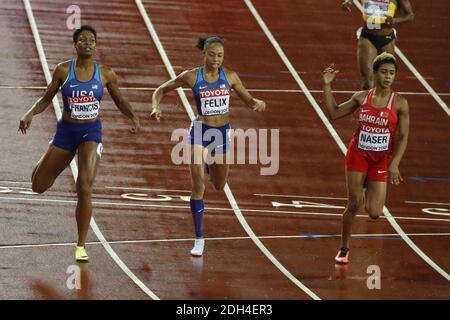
[2, 232, 450, 250]
[4, 85, 450, 96]
[0, 181, 32, 185]
[406, 201, 450, 207]
[3, 196, 450, 223]
[105, 186, 191, 193]
[135, 0, 320, 300]
[245, 0, 450, 281]
[351, 0, 450, 117]
[255, 193, 347, 200]
[422, 208, 450, 217]
[23, 0, 159, 300]
[2, 196, 450, 223]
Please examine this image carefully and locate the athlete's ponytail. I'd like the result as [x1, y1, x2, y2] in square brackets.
[196, 36, 224, 51]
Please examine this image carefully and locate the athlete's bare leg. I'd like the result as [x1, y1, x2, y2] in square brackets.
[31, 144, 75, 193]
[75, 141, 101, 247]
[380, 41, 396, 55]
[357, 38, 378, 90]
[190, 144, 207, 200]
[365, 181, 387, 219]
[207, 152, 229, 191]
[341, 171, 367, 249]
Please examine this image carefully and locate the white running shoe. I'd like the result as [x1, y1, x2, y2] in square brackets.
[190, 239, 205, 257]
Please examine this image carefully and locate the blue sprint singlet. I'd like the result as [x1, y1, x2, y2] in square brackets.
[61, 59, 104, 120]
[192, 67, 231, 116]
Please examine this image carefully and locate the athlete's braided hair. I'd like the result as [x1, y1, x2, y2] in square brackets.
[196, 36, 224, 51]
[373, 52, 397, 72]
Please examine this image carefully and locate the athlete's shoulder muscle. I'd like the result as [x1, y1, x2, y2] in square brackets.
[353, 90, 369, 105]
[394, 92, 409, 113]
[54, 60, 71, 83]
[222, 67, 238, 84]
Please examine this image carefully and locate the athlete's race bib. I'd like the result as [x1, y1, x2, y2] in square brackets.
[199, 88, 230, 116]
[68, 95, 100, 120]
[358, 130, 390, 152]
[364, 0, 391, 27]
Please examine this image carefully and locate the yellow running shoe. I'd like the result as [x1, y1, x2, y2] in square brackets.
[75, 246, 89, 262]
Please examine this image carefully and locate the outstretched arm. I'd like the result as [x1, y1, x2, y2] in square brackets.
[104, 67, 140, 133]
[394, 0, 414, 25]
[322, 64, 361, 121]
[19, 64, 64, 134]
[227, 70, 266, 112]
[150, 70, 192, 121]
[388, 95, 410, 185]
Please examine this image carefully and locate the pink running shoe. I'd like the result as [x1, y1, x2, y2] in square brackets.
[335, 247, 349, 264]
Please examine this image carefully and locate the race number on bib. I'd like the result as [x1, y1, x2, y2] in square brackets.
[358, 130, 390, 152]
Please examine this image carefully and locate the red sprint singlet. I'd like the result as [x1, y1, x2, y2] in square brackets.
[345, 88, 398, 181]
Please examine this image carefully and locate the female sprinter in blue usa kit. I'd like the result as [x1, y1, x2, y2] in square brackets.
[151, 36, 266, 256]
[18, 25, 140, 262]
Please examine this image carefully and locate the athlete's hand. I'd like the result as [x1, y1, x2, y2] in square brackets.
[252, 98, 266, 112]
[150, 105, 162, 122]
[388, 163, 403, 185]
[131, 116, 141, 134]
[18, 112, 33, 134]
[341, 0, 353, 12]
[323, 64, 339, 85]
[383, 16, 394, 27]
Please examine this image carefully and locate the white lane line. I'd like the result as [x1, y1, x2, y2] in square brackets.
[423, 209, 450, 217]
[135, 0, 320, 300]
[3, 196, 450, 223]
[0, 181, 32, 185]
[244, 0, 450, 282]
[406, 201, 450, 207]
[351, 0, 450, 117]
[3, 181, 448, 207]
[2, 232, 450, 250]
[134, 0, 195, 120]
[105, 186, 191, 193]
[255, 193, 347, 200]
[2, 85, 450, 96]
[243, 0, 347, 152]
[1, 181, 447, 206]
[23, 0, 159, 300]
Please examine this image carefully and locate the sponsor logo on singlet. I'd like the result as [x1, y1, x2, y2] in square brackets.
[67, 90, 100, 120]
[199, 87, 230, 116]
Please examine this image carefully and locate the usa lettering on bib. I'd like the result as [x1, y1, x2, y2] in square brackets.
[199, 88, 230, 116]
[358, 130, 390, 151]
[68, 91, 100, 120]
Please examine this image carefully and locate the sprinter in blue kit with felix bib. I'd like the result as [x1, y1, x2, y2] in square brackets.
[151, 36, 266, 257]
[19, 25, 140, 262]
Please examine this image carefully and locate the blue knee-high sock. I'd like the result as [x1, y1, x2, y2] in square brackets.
[190, 199, 204, 238]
